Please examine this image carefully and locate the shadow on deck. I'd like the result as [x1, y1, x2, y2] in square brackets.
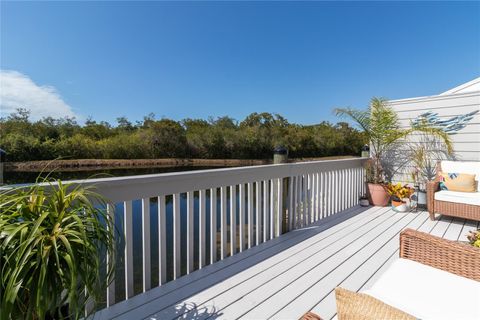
[95, 205, 475, 320]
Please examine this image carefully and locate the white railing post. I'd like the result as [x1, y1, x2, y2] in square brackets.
[230, 185, 237, 255]
[247, 182, 254, 248]
[67, 158, 367, 309]
[173, 194, 181, 279]
[220, 186, 227, 259]
[239, 184, 245, 252]
[263, 180, 269, 242]
[123, 201, 134, 299]
[255, 181, 261, 245]
[276, 178, 283, 237]
[141, 198, 151, 292]
[210, 188, 217, 264]
[158, 195, 167, 285]
[199, 189, 206, 268]
[187, 191, 194, 274]
[106, 204, 115, 307]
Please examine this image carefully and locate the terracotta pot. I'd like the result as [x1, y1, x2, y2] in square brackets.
[391, 199, 403, 207]
[367, 183, 390, 206]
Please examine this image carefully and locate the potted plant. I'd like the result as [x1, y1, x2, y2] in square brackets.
[410, 167, 427, 207]
[467, 229, 480, 248]
[409, 135, 453, 208]
[0, 177, 115, 319]
[359, 194, 370, 207]
[386, 182, 414, 212]
[335, 97, 453, 206]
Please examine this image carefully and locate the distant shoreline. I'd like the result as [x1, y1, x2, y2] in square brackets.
[5, 156, 355, 172]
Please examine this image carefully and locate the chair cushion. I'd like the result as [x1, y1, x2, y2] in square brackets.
[335, 287, 414, 320]
[434, 190, 480, 206]
[441, 161, 480, 189]
[439, 172, 477, 192]
[363, 258, 480, 320]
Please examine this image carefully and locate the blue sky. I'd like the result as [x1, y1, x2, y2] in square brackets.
[1, 1, 479, 125]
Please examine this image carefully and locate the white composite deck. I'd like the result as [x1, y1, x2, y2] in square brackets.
[95, 206, 478, 320]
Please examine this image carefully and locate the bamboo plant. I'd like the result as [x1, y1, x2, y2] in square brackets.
[335, 97, 453, 184]
[0, 177, 115, 319]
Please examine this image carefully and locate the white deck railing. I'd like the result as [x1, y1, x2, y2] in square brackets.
[73, 158, 367, 308]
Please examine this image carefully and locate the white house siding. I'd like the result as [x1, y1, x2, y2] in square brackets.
[387, 89, 480, 184]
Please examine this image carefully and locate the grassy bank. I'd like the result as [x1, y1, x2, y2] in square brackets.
[5, 156, 356, 172]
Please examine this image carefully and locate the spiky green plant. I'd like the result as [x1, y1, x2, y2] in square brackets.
[335, 97, 453, 183]
[0, 177, 115, 319]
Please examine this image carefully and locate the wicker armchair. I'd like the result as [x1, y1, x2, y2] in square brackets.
[400, 228, 480, 281]
[300, 229, 480, 319]
[427, 161, 480, 221]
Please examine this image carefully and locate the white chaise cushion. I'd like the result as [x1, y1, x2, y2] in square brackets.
[363, 258, 480, 320]
[434, 190, 480, 206]
[441, 161, 480, 189]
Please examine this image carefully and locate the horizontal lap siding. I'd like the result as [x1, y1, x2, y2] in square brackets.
[388, 91, 480, 184]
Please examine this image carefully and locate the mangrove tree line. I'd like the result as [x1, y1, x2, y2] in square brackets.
[0, 108, 366, 161]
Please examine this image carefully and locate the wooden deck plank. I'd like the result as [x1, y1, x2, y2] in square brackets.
[459, 219, 479, 242]
[306, 213, 429, 320]
[357, 212, 440, 294]
[160, 209, 390, 319]
[429, 214, 454, 237]
[94, 205, 371, 320]
[94, 208, 469, 320]
[443, 217, 466, 241]
[237, 209, 409, 319]
[152, 207, 390, 320]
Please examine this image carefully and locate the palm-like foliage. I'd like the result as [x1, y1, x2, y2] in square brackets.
[335, 97, 453, 183]
[0, 177, 115, 319]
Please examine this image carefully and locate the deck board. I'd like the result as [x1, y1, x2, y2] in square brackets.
[158, 207, 388, 320]
[95, 207, 472, 320]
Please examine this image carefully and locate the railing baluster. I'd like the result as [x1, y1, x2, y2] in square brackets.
[288, 177, 294, 232]
[277, 178, 283, 236]
[142, 198, 151, 291]
[199, 189, 206, 268]
[311, 174, 316, 222]
[187, 191, 194, 274]
[350, 168, 354, 207]
[263, 180, 269, 242]
[303, 174, 308, 226]
[327, 171, 332, 216]
[333, 171, 340, 214]
[295, 176, 303, 228]
[315, 173, 320, 221]
[255, 181, 261, 245]
[57, 158, 369, 309]
[173, 193, 181, 279]
[340, 170, 344, 212]
[352, 168, 356, 206]
[210, 188, 217, 264]
[239, 184, 245, 252]
[270, 179, 275, 239]
[319, 172, 324, 219]
[345, 169, 350, 208]
[106, 204, 115, 307]
[220, 186, 227, 259]
[230, 185, 237, 256]
[314, 174, 317, 221]
[123, 201, 134, 299]
[158, 195, 167, 285]
[247, 182, 254, 248]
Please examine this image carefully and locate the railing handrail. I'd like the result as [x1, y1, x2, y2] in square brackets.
[42, 157, 367, 202]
